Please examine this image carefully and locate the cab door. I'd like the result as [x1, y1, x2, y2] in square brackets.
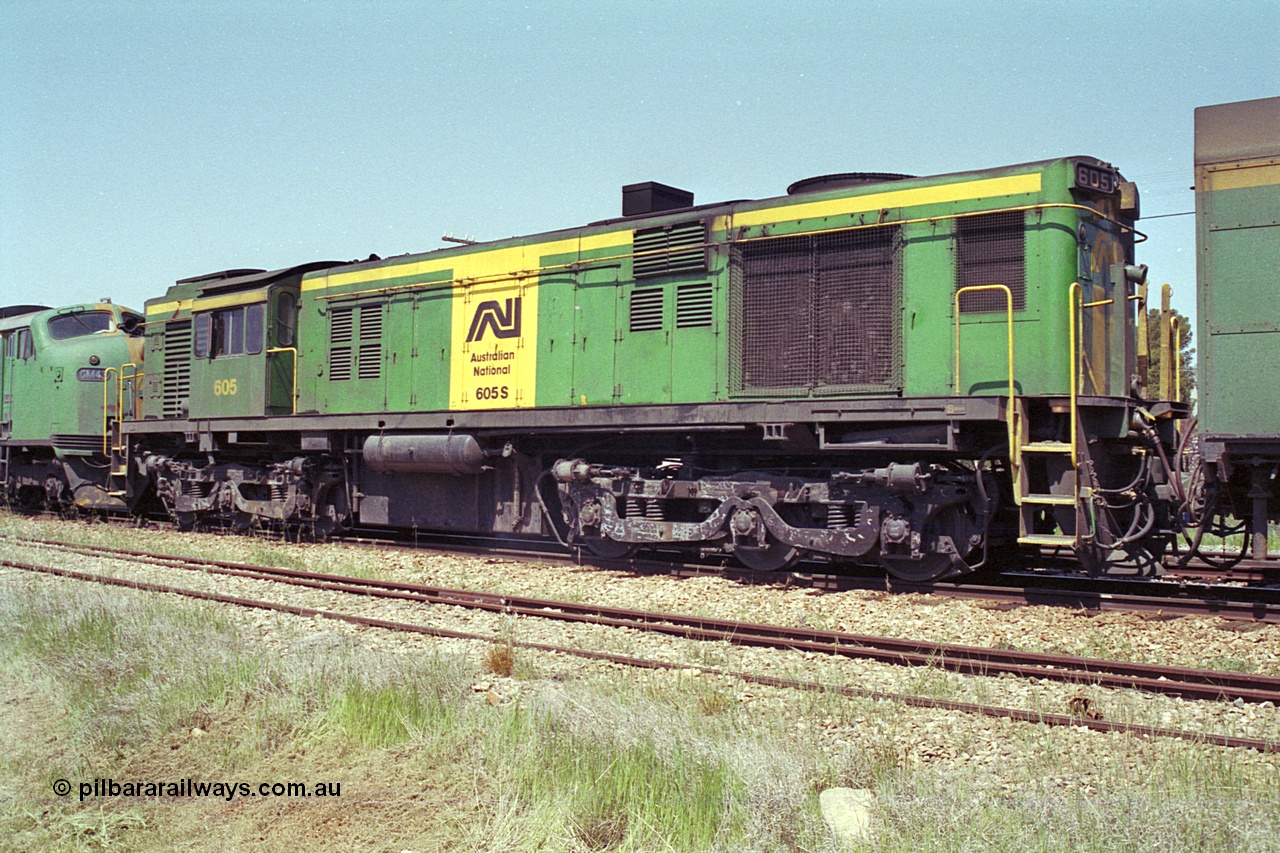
[0, 333, 11, 437]
[1077, 223, 1132, 397]
[190, 300, 267, 418]
[267, 289, 299, 415]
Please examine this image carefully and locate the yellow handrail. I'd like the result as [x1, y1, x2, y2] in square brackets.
[118, 362, 141, 427]
[1169, 315, 1182, 403]
[1067, 283, 1082, 467]
[267, 346, 299, 414]
[101, 367, 118, 457]
[954, 284, 1016, 461]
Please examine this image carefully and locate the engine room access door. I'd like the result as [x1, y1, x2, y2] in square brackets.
[571, 270, 618, 406]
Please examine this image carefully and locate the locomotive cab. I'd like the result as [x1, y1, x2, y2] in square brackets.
[1, 301, 144, 509]
[138, 263, 344, 424]
[188, 277, 300, 419]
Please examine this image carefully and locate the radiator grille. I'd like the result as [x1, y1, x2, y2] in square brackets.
[676, 282, 714, 328]
[956, 211, 1026, 313]
[731, 227, 901, 394]
[162, 320, 192, 418]
[633, 220, 707, 278]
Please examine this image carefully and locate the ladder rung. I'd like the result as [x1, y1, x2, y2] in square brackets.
[1021, 494, 1076, 506]
[1020, 442, 1074, 453]
[1018, 533, 1076, 547]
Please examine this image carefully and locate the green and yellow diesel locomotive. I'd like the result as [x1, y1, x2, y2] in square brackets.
[112, 153, 1185, 579]
[0, 301, 144, 510]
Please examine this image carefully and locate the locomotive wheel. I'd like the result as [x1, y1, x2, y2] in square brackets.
[734, 535, 800, 572]
[879, 553, 958, 583]
[580, 534, 636, 560]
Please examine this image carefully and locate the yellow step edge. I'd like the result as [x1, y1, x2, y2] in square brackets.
[1021, 494, 1076, 506]
[1018, 534, 1077, 547]
[1020, 442, 1074, 453]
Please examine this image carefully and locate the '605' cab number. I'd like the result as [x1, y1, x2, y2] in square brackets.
[213, 379, 238, 396]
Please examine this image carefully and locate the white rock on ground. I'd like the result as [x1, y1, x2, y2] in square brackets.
[819, 787, 874, 845]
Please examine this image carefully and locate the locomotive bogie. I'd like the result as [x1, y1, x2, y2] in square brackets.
[553, 456, 993, 577]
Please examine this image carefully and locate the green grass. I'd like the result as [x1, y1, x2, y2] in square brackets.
[491, 703, 742, 851]
[1189, 520, 1280, 557]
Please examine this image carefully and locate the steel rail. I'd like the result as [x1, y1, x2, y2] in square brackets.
[2, 555, 1276, 754]
[254, 531, 1280, 623]
[8, 536, 1280, 706]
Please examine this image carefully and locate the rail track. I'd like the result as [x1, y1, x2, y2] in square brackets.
[2, 533, 1279, 753]
[5, 509, 1280, 622]
[323, 530, 1280, 624]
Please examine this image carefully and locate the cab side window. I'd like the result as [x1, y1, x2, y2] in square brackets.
[193, 305, 265, 359]
[217, 308, 246, 356]
[245, 304, 264, 355]
[194, 313, 210, 358]
[276, 292, 297, 347]
[16, 328, 33, 359]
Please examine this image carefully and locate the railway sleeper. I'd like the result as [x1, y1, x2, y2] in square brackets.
[554, 458, 994, 580]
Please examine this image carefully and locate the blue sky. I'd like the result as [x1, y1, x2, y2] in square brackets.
[2, 1, 1276, 323]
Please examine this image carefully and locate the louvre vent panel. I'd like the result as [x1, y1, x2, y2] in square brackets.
[162, 320, 192, 419]
[52, 435, 104, 452]
[630, 288, 665, 332]
[329, 346, 352, 381]
[358, 343, 381, 380]
[633, 221, 707, 278]
[732, 228, 902, 394]
[957, 211, 1026, 313]
[359, 306, 383, 340]
[676, 283, 714, 328]
[330, 307, 354, 344]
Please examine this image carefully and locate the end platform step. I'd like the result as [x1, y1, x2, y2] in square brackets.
[1018, 533, 1076, 547]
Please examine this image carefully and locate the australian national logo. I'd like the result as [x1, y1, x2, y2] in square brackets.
[466, 297, 522, 342]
